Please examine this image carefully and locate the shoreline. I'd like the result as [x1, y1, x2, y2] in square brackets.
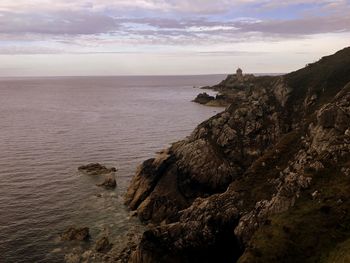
[60, 47, 350, 263]
[121, 47, 350, 262]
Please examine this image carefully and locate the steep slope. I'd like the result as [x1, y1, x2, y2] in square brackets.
[124, 47, 350, 263]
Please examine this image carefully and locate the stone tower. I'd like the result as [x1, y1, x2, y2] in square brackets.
[236, 68, 243, 81]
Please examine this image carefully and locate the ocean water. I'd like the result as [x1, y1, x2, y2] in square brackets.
[0, 75, 225, 263]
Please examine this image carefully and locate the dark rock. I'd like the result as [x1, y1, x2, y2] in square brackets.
[78, 163, 117, 175]
[193, 92, 231, 107]
[193, 92, 215, 104]
[61, 227, 90, 241]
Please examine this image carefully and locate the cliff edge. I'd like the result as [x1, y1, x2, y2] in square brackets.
[124, 47, 350, 263]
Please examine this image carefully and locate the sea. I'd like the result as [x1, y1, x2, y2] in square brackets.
[0, 75, 225, 262]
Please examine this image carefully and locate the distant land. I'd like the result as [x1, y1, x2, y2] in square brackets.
[0, 73, 284, 79]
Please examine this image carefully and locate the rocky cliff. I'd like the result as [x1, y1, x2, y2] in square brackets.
[124, 47, 350, 263]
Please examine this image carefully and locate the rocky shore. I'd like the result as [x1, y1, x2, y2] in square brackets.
[121, 47, 350, 262]
[66, 47, 350, 263]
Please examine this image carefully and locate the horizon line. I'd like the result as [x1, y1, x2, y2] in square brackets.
[0, 72, 286, 78]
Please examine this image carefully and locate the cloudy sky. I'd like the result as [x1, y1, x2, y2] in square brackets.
[0, 0, 349, 76]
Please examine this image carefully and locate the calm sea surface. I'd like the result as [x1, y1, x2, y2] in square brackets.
[0, 75, 225, 263]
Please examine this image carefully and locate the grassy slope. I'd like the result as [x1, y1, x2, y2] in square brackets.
[285, 47, 350, 109]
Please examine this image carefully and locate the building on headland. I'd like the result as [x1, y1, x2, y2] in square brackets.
[236, 67, 243, 76]
[217, 67, 255, 90]
[236, 68, 244, 82]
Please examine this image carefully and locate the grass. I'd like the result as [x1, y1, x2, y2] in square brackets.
[238, 158, 350, 263]
[285, 47, 350, 111]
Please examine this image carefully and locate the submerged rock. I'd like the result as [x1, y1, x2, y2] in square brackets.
[78, 163, 117, 175]
[97, 175, 117, 189]
[61, 227, 90, 241]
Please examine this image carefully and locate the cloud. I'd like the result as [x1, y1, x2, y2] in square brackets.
[0, 0, 347, 14]
[0, 11, 118, 35]
[236, 15, 350, 35]
[0, 0, 349, 55]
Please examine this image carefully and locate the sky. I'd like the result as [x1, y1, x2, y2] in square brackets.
[0, 0, 349, 76]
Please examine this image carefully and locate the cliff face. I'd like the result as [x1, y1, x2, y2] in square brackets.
[125, 47, 350, 263]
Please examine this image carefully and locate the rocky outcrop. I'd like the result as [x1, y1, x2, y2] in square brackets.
[193, 92, 230, 107]
[192, 92, 215, 104]
[79, 163, 118, 189]
[123, 47, 350, 262]
[61, 227, 90, 241]
[78, 163, 117, 175]
[64, 226, 145, 263]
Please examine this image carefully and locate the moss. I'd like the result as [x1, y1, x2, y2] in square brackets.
[285, 47, 350, 109]
[239, 160, 350, 263]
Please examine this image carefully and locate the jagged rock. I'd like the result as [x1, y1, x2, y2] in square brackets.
[129, 190, 242, 263]
[97, 175, 117, 189]
[61, 227, 90, 241]
[95, 237, 112, 253]
[65, 248, 84, 263]
[78, 163, 117, 175]
[126, 79, 287, 225]
[193, 92, 215, 104]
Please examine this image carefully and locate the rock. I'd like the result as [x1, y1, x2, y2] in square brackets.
[64, 254, 80, 263]
[95, 236, 112, 253]
[193, 92, 215, 104]
[345, 128, 350, 136]
[273, 77, 292, 107]
[97, 175, 117, 189]
[341, 167, 350, 176]
[64, 247, 90, 263]
[193, 92, 230, 107]
[78, 163, 117, 175]
[61, 227, 90, 241]
[311, 190, 320, 199]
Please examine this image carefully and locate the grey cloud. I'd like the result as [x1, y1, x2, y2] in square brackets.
[0, 5, 349, 54]
[0, 11, 118, 35]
